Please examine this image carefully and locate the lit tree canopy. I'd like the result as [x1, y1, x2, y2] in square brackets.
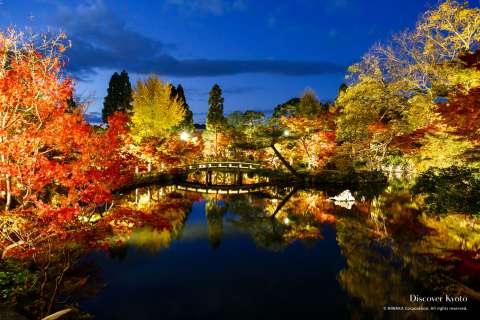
[130, 75, 185, 143]
[335, 0, 480, 169]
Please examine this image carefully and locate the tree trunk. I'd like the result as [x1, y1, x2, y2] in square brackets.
[215, 129, 218, 160]
[270, 144, 300, 177]
[1, 151, 11, 211]
[5, 174, 11, 211]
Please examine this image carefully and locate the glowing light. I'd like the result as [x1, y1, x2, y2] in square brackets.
[283, 217, 290, 225]
[180, 131, 190, 141]
[283, 130, 290, 136]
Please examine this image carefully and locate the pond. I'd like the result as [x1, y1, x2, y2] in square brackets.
[80, 180, 479, 319]
[1, 178, 479, 319]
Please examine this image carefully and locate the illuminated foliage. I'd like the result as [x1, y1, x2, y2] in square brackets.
[413, 166, 480, 214]
[335, 0, 480, 170]
[130, 75, 185, 143]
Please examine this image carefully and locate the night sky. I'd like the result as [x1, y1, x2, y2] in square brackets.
[0, 0, 435, 123]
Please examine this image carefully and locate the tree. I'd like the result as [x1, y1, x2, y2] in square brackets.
[0, 28, 131, 219]
[279, 115, 337, 171]
[335, 0, 480, 170]
[205, 84, 226, 159]
[171, 84, 194, 131]
[206, 84, 225, 130]
[273, 98, 300, 118]
[298, 88, 322, 117]
[130, 75, 185, 143]
[102, 70, 133, 123]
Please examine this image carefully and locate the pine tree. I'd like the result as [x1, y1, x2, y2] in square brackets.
[206, 84, 225, 130]
[205, 84, 226, 159]
[177, 85, 194, 128]
[102, 70, 133, 123]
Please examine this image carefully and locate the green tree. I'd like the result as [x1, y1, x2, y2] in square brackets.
[205, 84, 227, 158]
[130, 75, 185, 143]
[272, 89, 322, 119]
[172, 84, 194, 130]
[298, 88, 322, 117]
[273, 97, 300, 118]
[102, 70, 133, 123]
[206, 84, 225, 130]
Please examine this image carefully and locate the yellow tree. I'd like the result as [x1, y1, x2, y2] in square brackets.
[130, 75, 185, 143]
[336, 0, 480, 170]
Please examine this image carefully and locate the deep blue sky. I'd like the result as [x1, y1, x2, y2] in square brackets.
[0, 0, 436, 123]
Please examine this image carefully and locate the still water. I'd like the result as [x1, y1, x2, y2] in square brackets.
[71, 184, 478, 319]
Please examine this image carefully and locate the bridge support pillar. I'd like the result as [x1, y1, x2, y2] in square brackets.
[236, 172, 243, 185]
[206, 171, 213, 185]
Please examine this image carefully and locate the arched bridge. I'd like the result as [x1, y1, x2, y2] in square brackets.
[183, 161, 264, 173]
[117, 161, 273, 194]
[183, 161, 268, 186]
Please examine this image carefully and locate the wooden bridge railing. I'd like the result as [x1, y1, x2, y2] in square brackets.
[183, 161, 264, 171]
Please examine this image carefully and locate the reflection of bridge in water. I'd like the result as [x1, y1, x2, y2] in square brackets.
[175, 182, 272, 195]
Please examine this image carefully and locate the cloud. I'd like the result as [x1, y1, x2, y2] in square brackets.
[50, 1, 345, 77]
[188, 85, 260, 99]
[165, 0, 247, 16]
[222, 86, 260, 94]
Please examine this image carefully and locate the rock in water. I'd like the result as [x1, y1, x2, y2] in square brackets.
[329, 190, 355, 202]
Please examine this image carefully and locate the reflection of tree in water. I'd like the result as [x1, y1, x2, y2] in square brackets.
[226, 189, 337, 250]
[0, 186, 197, 318]
[205, 198, 227, 248]
[223, 193, 288, 250]
[336, 186, 479, 320]
[336, 217, 426, 320]
[230, 210, 288, 251]
[113, 186, 196, 252]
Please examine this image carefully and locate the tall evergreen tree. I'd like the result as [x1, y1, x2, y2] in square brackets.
[176, 85, 193, 128]
[102, 70, 133, 123]
[205, 84, 226, 159]
[206, 83, 225, 130]
[170, 84, 194, 130]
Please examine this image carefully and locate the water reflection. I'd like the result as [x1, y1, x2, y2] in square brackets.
[205, 199, 226, 248]
[1, 181, 478, 319]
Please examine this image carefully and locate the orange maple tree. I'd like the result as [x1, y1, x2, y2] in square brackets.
[0, 29, 132, 243]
